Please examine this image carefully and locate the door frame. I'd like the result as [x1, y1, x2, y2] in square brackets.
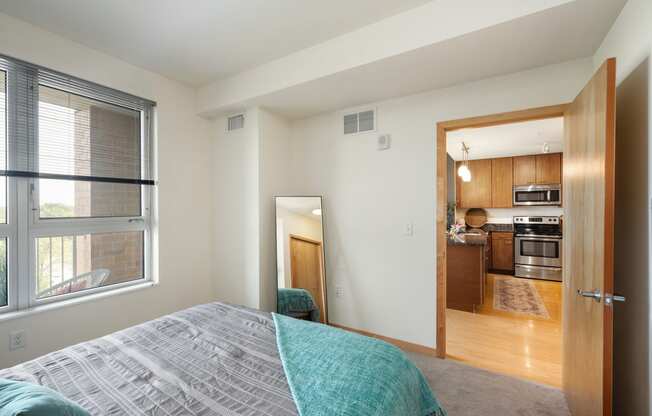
[289, 234, 328, 323]
[435, 104, 569, 357]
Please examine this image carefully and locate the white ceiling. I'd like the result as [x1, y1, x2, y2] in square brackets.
[447, 117, 564, 161]
[0, 0, 431, 86]
[276, 197, 322, 218]
[230, 0, 626, 119]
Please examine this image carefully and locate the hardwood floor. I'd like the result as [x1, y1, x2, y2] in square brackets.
[446, 274, 562, 387]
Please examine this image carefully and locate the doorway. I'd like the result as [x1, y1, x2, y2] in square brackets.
[436, 105, 568, 386]
[435, 59, 616, 415]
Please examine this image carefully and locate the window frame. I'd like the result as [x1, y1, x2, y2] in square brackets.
[0, 66, 16, 314]
[0, 55, 155, 314]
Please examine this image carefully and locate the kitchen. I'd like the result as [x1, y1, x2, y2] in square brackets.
[444, 117, 564, 387]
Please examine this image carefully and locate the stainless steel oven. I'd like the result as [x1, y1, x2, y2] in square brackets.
[513, 184, 561, 206]
[515, 235, 562, 268]
[514, 216, 562, 281]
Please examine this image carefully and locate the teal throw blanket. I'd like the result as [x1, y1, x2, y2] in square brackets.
[272, 313, 446, 416]
[0, 378, 90, 416]
[277, 288, 320, 322]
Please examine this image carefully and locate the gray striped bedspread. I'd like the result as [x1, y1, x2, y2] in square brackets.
[0, 302, 300, 415]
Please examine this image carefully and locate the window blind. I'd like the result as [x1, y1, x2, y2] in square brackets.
[0, 54, 156, 186]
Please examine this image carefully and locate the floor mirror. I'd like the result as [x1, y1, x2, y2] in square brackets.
[275, 196, 327, 323]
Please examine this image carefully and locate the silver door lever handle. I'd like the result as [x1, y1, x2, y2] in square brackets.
[578, 289, 626, 305]
[604, 293, 626, 305]
[578, 289, 602, 302]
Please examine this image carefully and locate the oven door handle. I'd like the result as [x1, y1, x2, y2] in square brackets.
[515, 234, 562, 240]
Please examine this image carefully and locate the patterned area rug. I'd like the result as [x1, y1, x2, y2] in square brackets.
[493, 278, 550, 319]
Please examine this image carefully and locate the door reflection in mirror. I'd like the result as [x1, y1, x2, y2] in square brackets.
[275, 196, 327, 323]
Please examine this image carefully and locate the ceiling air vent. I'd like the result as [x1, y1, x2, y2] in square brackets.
[227, 114, 245, 131]
[343, 109, 375, 135]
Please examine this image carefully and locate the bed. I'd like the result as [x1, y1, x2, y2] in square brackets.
[0, 302, 445, 415]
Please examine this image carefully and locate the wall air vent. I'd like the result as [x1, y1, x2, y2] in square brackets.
[343, 109, 375, 135]
[227, 114, 245, 131]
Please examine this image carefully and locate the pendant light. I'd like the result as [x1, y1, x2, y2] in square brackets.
[457, 142, 472, 182]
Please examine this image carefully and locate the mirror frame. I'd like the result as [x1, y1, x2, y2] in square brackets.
[274, 195, 328, 323]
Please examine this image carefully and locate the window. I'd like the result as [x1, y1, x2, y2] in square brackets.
[0, 54, 156, 314]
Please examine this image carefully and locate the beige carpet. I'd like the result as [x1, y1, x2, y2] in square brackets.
[407, 352, 570, 416]
[493, 277, 550, 319]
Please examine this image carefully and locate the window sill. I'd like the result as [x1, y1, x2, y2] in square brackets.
[0, 280, 157, 323]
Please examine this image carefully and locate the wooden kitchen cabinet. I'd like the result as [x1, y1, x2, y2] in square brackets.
[513, 153, 562, 186]
[535, 153, 562, 184]
[456, 159, 492, 208]
[491, 232, 514, 272]
[513, 155, 537, 185]
[447, 243, 485, 312]
[456, 153, 562, 208]
[491, 157, 513, 208]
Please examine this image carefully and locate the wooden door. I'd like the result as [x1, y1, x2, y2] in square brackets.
[457, 159, 492, 208]
[562, 58, 616, 416]
[513, 155, 536, 185]
[536, 153, 562, 184]
[290, 236, 326, 323]
[491, 157, 513, 208]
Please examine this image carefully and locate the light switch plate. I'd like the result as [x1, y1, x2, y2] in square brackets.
[404, 222, 414, 236]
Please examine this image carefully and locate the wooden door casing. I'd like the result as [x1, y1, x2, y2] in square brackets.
[290, 235, 327, 323]
[562, 58, 616, 416]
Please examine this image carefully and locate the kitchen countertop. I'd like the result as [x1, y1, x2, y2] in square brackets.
[482, 223, 514, 232]
[447, 223, 515, 246]
[447, 233, 488, 246]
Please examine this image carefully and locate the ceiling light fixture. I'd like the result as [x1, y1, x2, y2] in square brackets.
[457, 142, 472, 182]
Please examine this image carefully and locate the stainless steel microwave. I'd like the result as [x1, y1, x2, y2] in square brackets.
[513, 184, 561, 206]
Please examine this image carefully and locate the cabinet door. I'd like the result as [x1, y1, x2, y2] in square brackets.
[491, 157, 513, 208]
[513, 155, 536, 185]
[491, 232, 514, 271]
[457, 159, 492, 208]
[535, 153, 562, 184]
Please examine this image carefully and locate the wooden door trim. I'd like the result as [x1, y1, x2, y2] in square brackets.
[435, 104, 568, 358]
[289, 234, 323, 245]
[289, 235, 329, 323]
[602, 58, 616, 416]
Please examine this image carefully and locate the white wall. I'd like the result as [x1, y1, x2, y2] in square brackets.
[287, 58, 593, 348]
[593, 0, 652, 414]
[211, 107, 291, 312]
[258, 109, 292, 311]
[275, 206, 323, 289]
[0, 13, 215, 368]
[211, 109, 261, 309]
